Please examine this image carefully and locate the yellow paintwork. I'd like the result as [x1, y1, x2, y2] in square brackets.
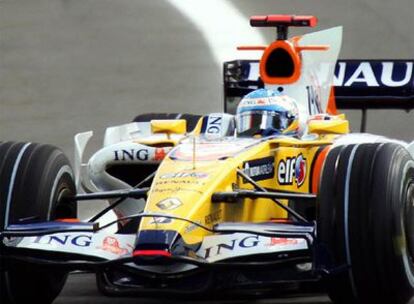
[136, 118, 349, 246]
[151, 119, 187, 135]
[308, 119, 349, 134]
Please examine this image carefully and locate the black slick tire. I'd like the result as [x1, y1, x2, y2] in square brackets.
[318, 143, 414, 304]
[0, 142, 77, 304]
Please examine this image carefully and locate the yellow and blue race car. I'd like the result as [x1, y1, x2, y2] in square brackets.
[1, 14, 414, 304]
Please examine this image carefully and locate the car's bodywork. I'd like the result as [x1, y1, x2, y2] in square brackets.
[1, 14, 414, 300]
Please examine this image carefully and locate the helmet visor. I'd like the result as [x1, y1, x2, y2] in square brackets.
[236, 110, 290, 136]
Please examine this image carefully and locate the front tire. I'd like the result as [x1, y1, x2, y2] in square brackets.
[318, 143, 414, 304]
[0, 142, 77, 304]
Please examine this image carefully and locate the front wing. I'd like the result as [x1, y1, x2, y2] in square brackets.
[2, 220, 311, 269]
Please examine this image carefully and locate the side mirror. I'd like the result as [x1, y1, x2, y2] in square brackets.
[151, 119, 187, 137]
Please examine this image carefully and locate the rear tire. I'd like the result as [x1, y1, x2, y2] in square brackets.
[0, 142, 77, 304]
[318, 143, 414, 304]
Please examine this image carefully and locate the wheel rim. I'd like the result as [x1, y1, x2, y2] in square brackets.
[54, 187, 73, 219]
[405, 181, 414, 263]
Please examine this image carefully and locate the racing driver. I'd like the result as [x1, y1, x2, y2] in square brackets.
[235, 88, 300, 137]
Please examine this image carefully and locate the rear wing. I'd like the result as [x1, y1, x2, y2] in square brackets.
[224, 60, 414, 113]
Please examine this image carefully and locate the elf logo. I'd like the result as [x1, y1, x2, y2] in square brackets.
[277, 154, 307, 187]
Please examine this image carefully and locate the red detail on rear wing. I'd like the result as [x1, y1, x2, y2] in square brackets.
[250, 15, 318, 28]
[237, 46, 267, 51]
[133, 250, 172, 257]
[295, 45, 329, 52]
[237, 45, 329, 52]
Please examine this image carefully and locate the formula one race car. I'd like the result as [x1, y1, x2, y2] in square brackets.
[1, 15, 414, 304]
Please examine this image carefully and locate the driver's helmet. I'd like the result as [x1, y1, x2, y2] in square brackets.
[236, 89, 299, 137]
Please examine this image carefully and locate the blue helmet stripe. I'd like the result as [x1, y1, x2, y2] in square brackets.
[244, 88, 281, 99]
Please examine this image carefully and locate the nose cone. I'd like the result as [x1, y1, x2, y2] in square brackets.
[136, 160, 235, 255]
[136, 175, 225, 255]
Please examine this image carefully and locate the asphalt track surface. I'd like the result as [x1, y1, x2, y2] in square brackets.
[1, 0, 414, 303]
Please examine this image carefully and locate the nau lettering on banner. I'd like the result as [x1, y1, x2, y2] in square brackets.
[334, 61, 414, 88]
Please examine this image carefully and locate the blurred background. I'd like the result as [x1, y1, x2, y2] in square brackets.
[1, 1, 413, 302]
[1, 0, 413, 160]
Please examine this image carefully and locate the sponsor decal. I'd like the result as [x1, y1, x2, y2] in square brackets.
[334, 61, 414, 87]
[205, 209, 222, 225]
[203, 235, 259, 259]
[295, 154, 307, 187]
[277, 154, 307, 187]
[242, 156, 274, 182]
[205, 115, 222, 134]
[33, 234, 92, 247]
[267, 237, 299, 247]
[114, 149, 149, 161]
[10, 233, 136, 260]
[155, 180, 204, 186]
[197, 233, 308, 262]
[97, 236, 131, 256]
[152, 187, 203, 195]
[154, 148, 168, 161]
[240, 99, 264, 106]
[184, 220, 202, 233]
[159, 171, 209, 179]
[240, 98, 278, 106]
[156, 198, 182, 210]
[150, 217, 172, 224]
